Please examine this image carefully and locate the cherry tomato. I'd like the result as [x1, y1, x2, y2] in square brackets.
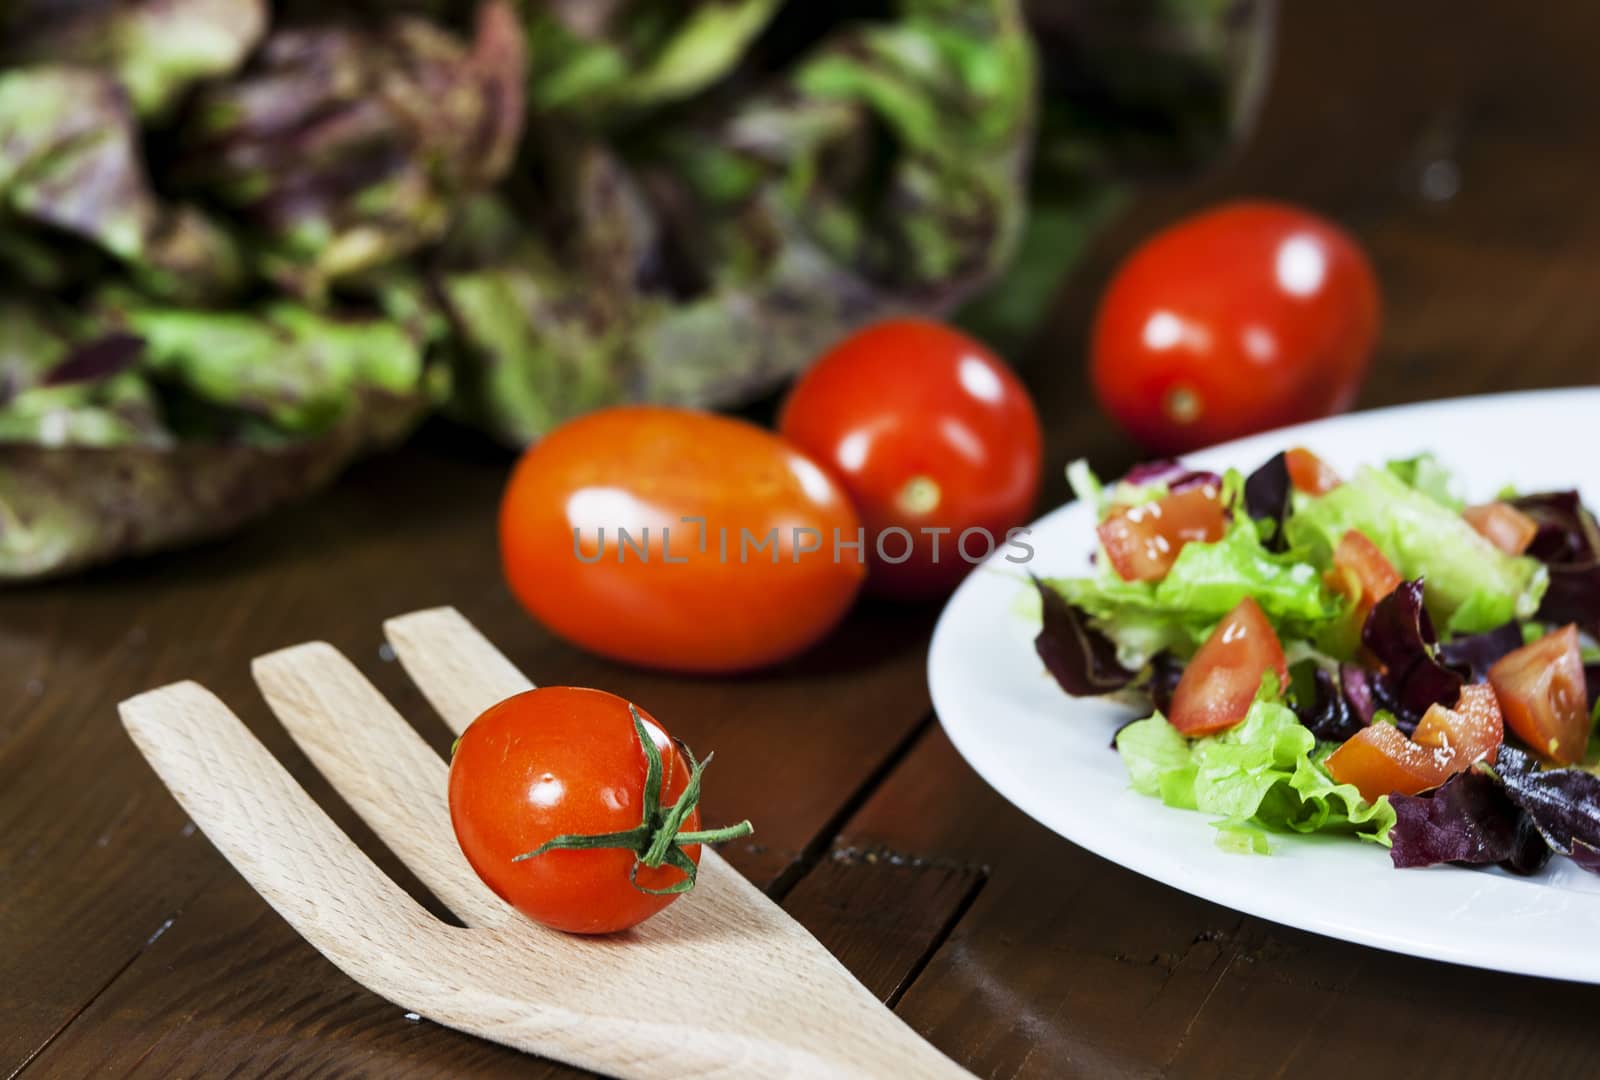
[1462, 502, 1539, 556]
[500, 406, 864, 672]
[448, 688, 702, 934]
[1326, 685, 1504, 802]
[1487, 624, 1589, 764]
[778, 319, 1042, 598]
[1168, 597, 1288, 736]
[1092, 202, 1380, 454]
[1286, 447, 1342, 495]
[1096, 486, 1226, 583]
[1324, 723, 1448, 803]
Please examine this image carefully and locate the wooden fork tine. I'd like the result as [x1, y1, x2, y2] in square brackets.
[383, 608, 533, 735]
[118, 681, 451, 1007]
[251, 643, 514, 929]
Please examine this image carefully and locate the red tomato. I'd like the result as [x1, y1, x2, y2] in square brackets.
[1412, 684, 1504, 768]
[449, 688, 712, 934]
[500, 406, 865, 672]
[1327, 686, 1504, 802]
[778, 319, 1043, 598]
[1168, 597, 1289, 736]
[1462, 502, 1539, 556]
[1324, 529, 1402, 627]
[1092, 202, 1380, 454]
[1096, 486, 1226, 583]
[1324, 723, 1450, 803]
[1286, 447, 1342, 494]
[1487, 624, 1590, 764]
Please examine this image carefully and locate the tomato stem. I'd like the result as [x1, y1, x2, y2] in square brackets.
[510, 704, 753, 896]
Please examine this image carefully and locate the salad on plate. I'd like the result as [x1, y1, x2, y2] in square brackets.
[1034, 447, 1600, 872]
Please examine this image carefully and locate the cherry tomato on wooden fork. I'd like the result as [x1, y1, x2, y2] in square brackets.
[779, 319, 1043, 599]
[1092, 202, 1380, 454]
[449, 687, 752, 934]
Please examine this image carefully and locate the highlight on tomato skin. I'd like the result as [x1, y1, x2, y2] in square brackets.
[1167, 597, 1288, 736]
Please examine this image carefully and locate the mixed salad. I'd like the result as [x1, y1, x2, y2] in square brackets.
[1034, 447, 1600, 873]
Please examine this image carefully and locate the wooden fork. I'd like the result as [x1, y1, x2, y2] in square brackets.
[118, 608, 970, 1079]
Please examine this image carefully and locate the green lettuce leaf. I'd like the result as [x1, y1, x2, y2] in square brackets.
[1385, 452, 1464, 511]
[1115, 696, 1396, 853]
[1286, 465, 1547, 634]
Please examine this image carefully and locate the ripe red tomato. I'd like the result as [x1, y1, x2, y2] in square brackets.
[1286, 447, 1342, 495]
[1412, 684, 1504, 769]
[449, 688, 706, 934]
[1325, 529, 1402, 623]
[1487, 624, 1589, 764]
[1168, 597, 1288, 736]
[778, 319, 1042, 598]
[1326, 685, 1504, 802]
[1092, 202, 1380, 454]
[500, 406, 865, 672]
[1462, 502, 1539, 556]
[1324, 723, 1446, 803]
[1096, 486, 1226, 583]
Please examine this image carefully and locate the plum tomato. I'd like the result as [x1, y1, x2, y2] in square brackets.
[500, 406, 865, 673]
[1168, 597, 1288, 736]
[448, 687, 751, 934]
[778, 319, 1042, 599]
[1092, 202, 1380, 454]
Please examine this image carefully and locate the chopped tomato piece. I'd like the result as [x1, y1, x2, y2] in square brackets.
[1325, 723, 1452, 802]
[1324, 528, 1403, 630]
[1462, 501, 1539, 556]
[1286, 447, 1342, 494]
[1487, 624, 1590, 764]
[1097, 487, 1226, 582]
[1168, 597, 1289, 736]
[1412, 684, 1503, 768]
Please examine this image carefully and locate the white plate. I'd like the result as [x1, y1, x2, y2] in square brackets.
[929, 388, 1600, 982]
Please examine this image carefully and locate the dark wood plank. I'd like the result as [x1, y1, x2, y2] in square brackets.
[2, 431, 939, 1075]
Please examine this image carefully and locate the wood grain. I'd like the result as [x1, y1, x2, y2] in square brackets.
[9, 0, 1600, 1076]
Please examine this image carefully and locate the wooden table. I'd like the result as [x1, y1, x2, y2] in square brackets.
[7, 3, 1600, 1076]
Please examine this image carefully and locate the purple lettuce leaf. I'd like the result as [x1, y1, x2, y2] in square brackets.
[1389, 768, 1551, 875]
[1586, 662, 1600, 712]
[1288, 659, 1364, 742]
[1121, 459, 1222, 495]
[1362, 579, 1465, 718]
[1034, 578, 1136, 697]
[1243, 451, 1291, 553]
[1437, 621, 1524, 682]
[1493, 746, 1600, 874]
[1146, 651, 1184, 715]
[1511, 491, 1600, 637]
